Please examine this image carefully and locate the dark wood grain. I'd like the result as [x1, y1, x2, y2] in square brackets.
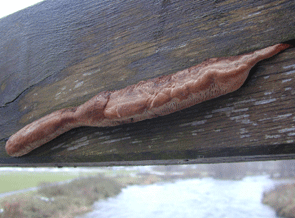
[0, 0, 294, 166]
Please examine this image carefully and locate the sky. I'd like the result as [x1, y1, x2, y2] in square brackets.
[0, 0, 44, 19]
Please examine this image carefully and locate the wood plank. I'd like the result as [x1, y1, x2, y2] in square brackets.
[0, 0, 294, 166]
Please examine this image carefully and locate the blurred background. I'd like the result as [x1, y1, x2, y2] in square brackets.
[1, 160, 295, 218]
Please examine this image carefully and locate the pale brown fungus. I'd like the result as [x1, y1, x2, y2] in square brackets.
[5, 43, 290, 157]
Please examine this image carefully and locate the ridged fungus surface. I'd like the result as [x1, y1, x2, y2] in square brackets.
[5, 43, 290, 157]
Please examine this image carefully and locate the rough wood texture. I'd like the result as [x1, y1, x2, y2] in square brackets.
[0, 0, 294, 166]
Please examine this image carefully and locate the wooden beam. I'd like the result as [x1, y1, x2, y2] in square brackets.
[0, 0, 294, 166]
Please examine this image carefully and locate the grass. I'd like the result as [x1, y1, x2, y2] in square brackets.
[0, 174, 122, 218]
[262, 183, 295, 218]
[0, 170, 100, 194]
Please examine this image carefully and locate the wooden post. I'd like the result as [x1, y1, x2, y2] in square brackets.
[0, 0, 294, 166]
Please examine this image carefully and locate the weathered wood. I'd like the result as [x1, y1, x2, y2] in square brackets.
[0, 0, 294, 166]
